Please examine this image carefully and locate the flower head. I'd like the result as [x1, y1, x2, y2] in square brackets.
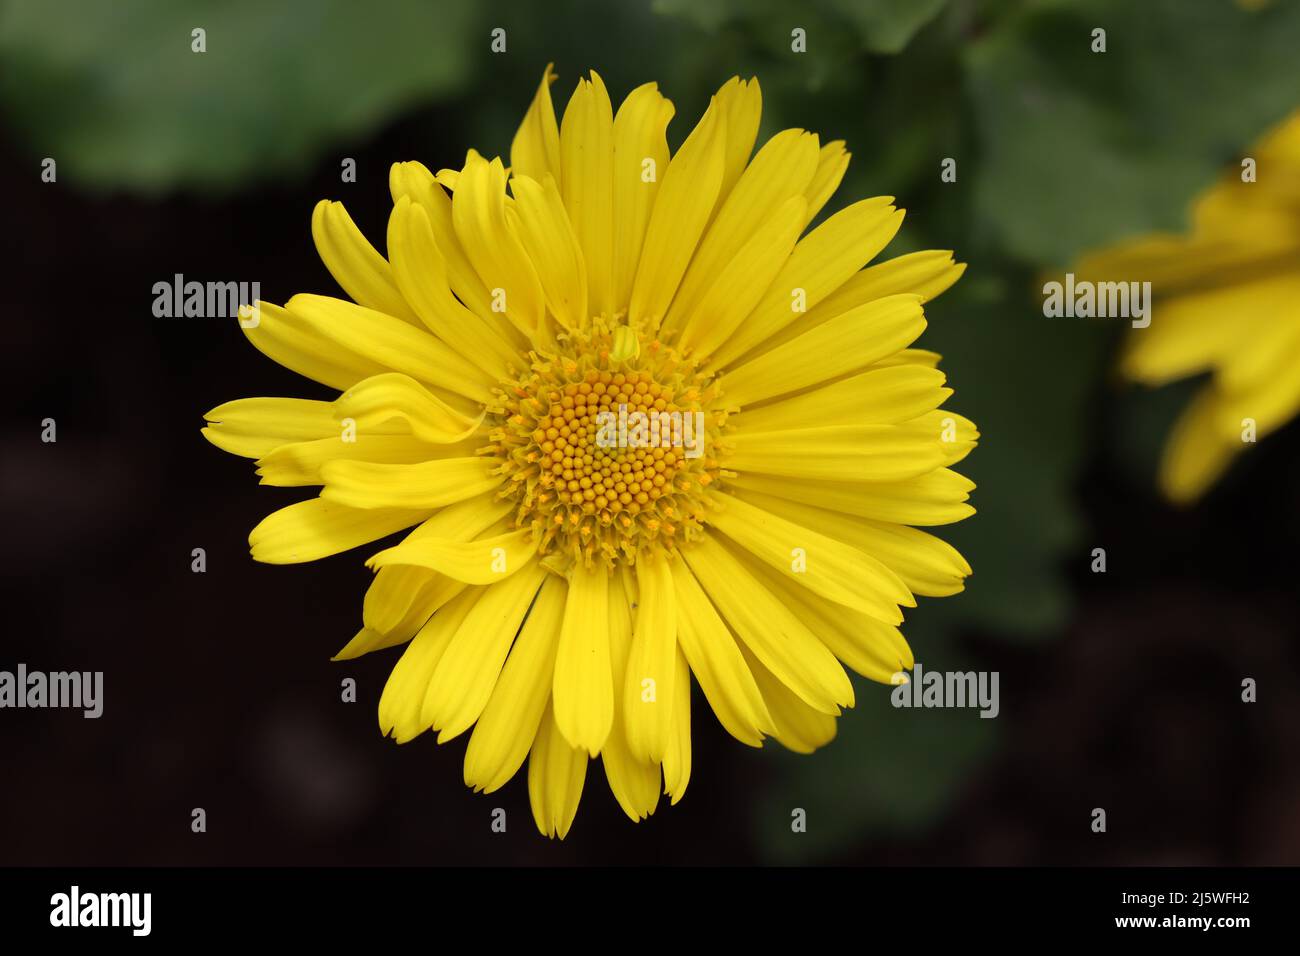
[204, 66, 976, 838]
[1073, 109, 1300, 502]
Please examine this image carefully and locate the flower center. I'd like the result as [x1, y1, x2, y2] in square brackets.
[487, 327, 722, 568]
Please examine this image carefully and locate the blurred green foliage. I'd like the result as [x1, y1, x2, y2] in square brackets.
[7, 0, 1297, 860]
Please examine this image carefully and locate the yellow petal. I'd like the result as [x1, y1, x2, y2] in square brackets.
[359, 495, 512, 638]
[712, 76, 762, 213]
[378, 586, 480, 743]
[552, 560, 613, 755]
[560, 72, 615, 318]
[333, 372, 485, 445]
[310, 199, 420, 325]
[740, 552, 914, 682]
[256, 434, 455, 487]
[611, 83, 674, 310]
[283, 293, 494, 404]
[676, 195, 806, 360]
[660, 649, 693, 804]
[386, 196, 517, 379]
[600, 570, 662, 821]
[621, 549, 677, 762]
[367, 526, 538, 584]
[451, 151, 547, 341]
[741, 644, 838, 754]
[1158, 388, 1239, 504]
[709, 492, 913, 619]
[725, 422, 948, 483]
[669, 556, 773, 746]
[681, 533, 854, 712]
[423, 560, 548, 742]
[804, 139, 849, 226]
[727, 469, 975, 527]
[710, 198, 906, 368]
[389, 161, 501, 328]
[241, 300, 384, 391]
[733, 364, 950, 432]
[319, 456, 502, 510]
[510, 63, 562, 189]
[628, 100, 725, 329]
[731, 487, 970, 597]
[717, 293, 925, 407]
[202, 397, 340, 459]
[249, 497, 431, 564]
[663, 128, 820, 333]
[528, 701, 588, 839]
[464, 576, 566, 793]
[510, 174, 588, 330]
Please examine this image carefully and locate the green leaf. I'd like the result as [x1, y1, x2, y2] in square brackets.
[966, 0, 1300, 264]
[0, 0, 483, 192]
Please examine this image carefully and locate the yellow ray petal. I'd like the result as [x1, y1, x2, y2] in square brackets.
[423, 560, 547, 742]
[717, 293, 925, 407]
[712, 76, 762, 214]
[451, 151, 547, 342]
[734, 364, 950, 432]
[201, 397, 341, 459]
[741, 644, 838, 754]
[386, 196, 517, 378]
[601, 570, 662, 821]
[528, 701, 588, 839]
[367, 526, 538, 584]
[510, 174, 589, 330]
[1158, 388, 1239, 505]
[464, 576, 566, 793]
[661, 648, 693, 804]
[628, 101, 725, 329]
[709, 492, 913, 618]
[560, 72, 615, 318]
[727, 469, 975, 527]
[725, 422, 948, 483]
[803, 139, 849, 226]
[360, 496, 512, 637]
[710, 198, 906, 368]
[319, 456, 502, 510]
[611, 83, 674, 311]
[552, 560, 613, 754]
[378, 586, 480, 742]
[739, 551, 914, 682]
[621, 548, 677, 762]
[256, 434, 453, 487]
[249, 497, 431, 565]
[681, 533, 855, 711]
[731, 488, 970, 597]
[760, 250, 965, 358]
[510, 63, 562, 189]
[283, 293, 494, 404]
[663, 128, 820, 333]
[310, 199, 420, 325]
[676, 195, 806, 360]
[333, 372, 485, 445]
[240, 300, 384, 391]
[669, 556, 773, 746]
[389, 161, 501, 328]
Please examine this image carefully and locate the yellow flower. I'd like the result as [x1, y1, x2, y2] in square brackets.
[1073, 109, 1300, 503]
[203, 66, 976, 838]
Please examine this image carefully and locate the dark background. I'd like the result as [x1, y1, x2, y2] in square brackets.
[2, 0, 1299, 864]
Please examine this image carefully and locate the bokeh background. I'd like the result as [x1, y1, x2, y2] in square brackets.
[3, 0, 1299, 864]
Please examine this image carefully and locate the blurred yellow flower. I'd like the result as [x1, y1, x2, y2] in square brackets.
[203, 66, 976, 837]
[1074, 110, 1300, 502]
